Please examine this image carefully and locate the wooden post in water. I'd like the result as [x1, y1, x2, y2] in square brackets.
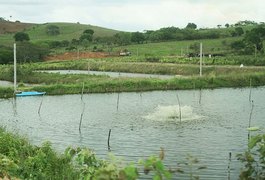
[227, 152, 231, 180]
[108, 129, 112, 151]
[249, 78, 252, 102]
[79, 102, 85, 133]
[176, 93, 182, 123]
[248, 101, 254, 141]
[81, 82, 85, 100]
[116, 93, 120, 111]
[79, 83, 85, 133]
[199, 89, 202, 104]
[38, 94, 45, 115]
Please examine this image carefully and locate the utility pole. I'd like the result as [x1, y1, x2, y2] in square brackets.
[200, 42, 203, 76]
[14, 43, 17, 93]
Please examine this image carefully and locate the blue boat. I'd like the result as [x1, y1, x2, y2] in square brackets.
[16, 91, 46, 97]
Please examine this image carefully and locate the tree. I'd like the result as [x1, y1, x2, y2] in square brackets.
[230, 40, 245, 53]
[16, 42, 49, 63]
[83, 29, 94, 35]
[79, 29, 94, 42]
[186, 23, 197, 29]
[14, 32, 30, 42]
[79, 33, 93, 42]
[235, 27, 244, 36]
[189, 42, 200, 56]
[225, 23, 230, 28]
[46, 25, 60, 36]
[0, 46, 13, 64]
[148, 31, 164, 42]
[131, 32, 145, 43]
[113, 32, 131, 45]
[244, 26, 265, 53]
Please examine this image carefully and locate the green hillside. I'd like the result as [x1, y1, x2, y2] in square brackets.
[114, 37, 242, 57]
[0, 21, 119, 46]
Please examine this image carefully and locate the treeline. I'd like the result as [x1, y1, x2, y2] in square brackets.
[0, 42, 49, 64]
[44, 21, 261, 49]
[94, 25, 245, 46]
[230, 25, 265, 55]
[96, 21, 262, 45]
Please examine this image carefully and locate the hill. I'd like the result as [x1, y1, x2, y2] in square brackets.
[0, 20, 35, 34]
[0, 21, 119, 46]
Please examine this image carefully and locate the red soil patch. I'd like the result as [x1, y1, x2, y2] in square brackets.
[44, 52, 113, 61]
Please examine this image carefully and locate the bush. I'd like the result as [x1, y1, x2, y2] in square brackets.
[16, 42, 49, 63]
[0, 46, 13, 64]
[237, 133, 265, 179]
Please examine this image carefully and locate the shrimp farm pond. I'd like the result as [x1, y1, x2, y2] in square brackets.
[1, 87, 265, 179]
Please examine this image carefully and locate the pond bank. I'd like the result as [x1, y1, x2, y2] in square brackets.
[1, 71, 265, 98]
[1, 60, 265, 98]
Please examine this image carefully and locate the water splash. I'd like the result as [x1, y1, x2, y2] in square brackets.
[144, 105, 201, 121]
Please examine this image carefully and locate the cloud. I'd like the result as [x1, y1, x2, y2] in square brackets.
[0, 0, 264, 31]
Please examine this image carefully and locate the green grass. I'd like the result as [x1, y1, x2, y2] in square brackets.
[113, 37, 241, 57]
[0, 22, 119, 47]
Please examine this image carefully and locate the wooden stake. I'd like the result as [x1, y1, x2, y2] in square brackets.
[79, 102, 85, 133]
[199, 89, 202, 104]
[176, 93, 182, 122]
[249, 78, 252, 102]
[38, 94, 45, 115]
[81, 82, 84, 100]
[108, 129, 112, 151]
[248, 101, 254, 141]
[116, 93, 120, 111]
[227, 152, 231, 180]
[79, 83, 85, 133]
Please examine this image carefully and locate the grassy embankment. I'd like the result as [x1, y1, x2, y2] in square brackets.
[0, 59, 265, 98]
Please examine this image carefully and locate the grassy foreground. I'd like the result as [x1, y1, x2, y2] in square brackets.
[1, 127, 265, 179]
[0, 127, 199, 179]
[0, 127, 139, 179]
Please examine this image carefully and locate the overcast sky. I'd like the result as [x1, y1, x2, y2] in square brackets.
[1, 0, 264, 31]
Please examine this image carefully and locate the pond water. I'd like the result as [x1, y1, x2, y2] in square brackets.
[0, 87, 265, 179]
[0, 80, 13, 87]
[37, 70, 178, 79]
